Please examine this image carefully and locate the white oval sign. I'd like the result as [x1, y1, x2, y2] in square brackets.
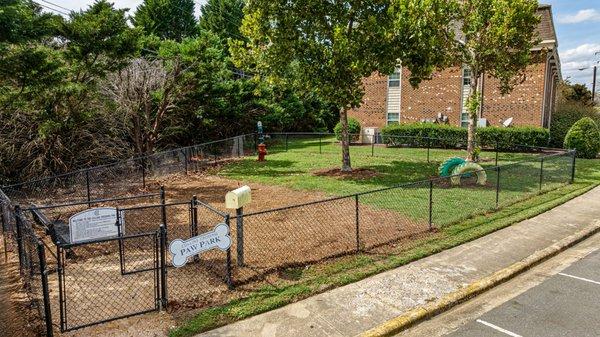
[69, 207, 122, 243]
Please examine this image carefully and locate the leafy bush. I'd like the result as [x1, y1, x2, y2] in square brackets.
[549, 101, 600, 148]
[563, 117, 600, 159]
[477, 127, 549, 150]
[381, 123, 549, 150]
[381, 123, 466, 148]
[334, 118, 361, 141]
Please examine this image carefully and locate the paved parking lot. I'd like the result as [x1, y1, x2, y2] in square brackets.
[446, 249, 600, 337]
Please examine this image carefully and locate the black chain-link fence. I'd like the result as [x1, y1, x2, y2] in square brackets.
[0, 132, 577, 335]
[1, 134, 257, 205]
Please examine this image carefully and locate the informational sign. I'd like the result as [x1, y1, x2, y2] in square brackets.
[69, 207, 122, 244]
[169, 223, 231, 268]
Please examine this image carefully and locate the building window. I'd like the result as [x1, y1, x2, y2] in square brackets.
[388, 72, 401, 87]
[386, 68, 402, 125]
[460, 67, 472, 128]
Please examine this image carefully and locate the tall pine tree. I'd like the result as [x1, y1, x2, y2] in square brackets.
[133, 0, 197, 41]
[198, 0, 244, 42]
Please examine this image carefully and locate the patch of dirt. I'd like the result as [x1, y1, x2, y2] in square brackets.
[312, 167, 381, 180]
[152, 172, 331, 212]
[0, 240, 42, 337]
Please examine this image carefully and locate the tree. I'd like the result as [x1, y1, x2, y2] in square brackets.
[455, 0, 540, 161]
[560, 81, 593, 105]
[0, 0, 59, 45]
[233, 0, 456, 171]
[198, 0, 245, 43]
[103, 32, 229, 155]
[0, 0, 139, 180]
[133, 0, 197, 41]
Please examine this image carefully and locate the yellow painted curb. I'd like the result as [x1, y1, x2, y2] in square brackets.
[360, 221, 600, 337]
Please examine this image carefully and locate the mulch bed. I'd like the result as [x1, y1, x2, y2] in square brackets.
[312, 167, 381, 180]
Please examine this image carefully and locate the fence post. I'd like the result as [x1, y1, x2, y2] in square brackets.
[428, 181, 433, 230]
[496, 166, 501, 209]
[253, 133, 258, 155]
[236, 207, 244, 266]
[36, 239, 53, 337]
[371, 139, 375, 157]
[225, 214, 233, 290]
[191, 196, 198, 237]
[319, 135, 322, 154]
[570, 150, 576, 184]
[159, 224, 168, 309]
[14, 206, 24, 270]
[182, 149, 188, 175]
[427, 137, 431, 163]
[85, 170, 91, 207]
[539, 157, 544, 191]
[160, 186, 167, 231]
[56, 245, 66, 332]
[141, 157, 146, 189]
[354, 195, 360, 252]
[116, 207, 126, 275]
[285, 134, 289, 152]
[495, 140, 499, 167]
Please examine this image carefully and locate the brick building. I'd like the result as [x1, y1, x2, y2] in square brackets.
[350, 4, 561, 130]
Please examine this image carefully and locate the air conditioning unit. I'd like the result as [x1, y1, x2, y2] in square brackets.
[362, 127, 379, 144]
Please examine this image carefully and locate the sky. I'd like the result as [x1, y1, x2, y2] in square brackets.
[39, 0, 600, 91]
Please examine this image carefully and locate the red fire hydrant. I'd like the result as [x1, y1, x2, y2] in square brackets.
[257, 143, 268, 161]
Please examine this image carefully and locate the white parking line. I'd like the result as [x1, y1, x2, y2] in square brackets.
[558, 272, 600, 285]
[476, 319, 522, 337]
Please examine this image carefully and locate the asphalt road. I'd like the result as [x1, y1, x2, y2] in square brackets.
[446, 249, 600, 337]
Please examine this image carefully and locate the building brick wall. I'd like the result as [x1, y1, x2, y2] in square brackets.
[400, 67, 463, 125]
[481, 59, 547, 127]
[351, 57, 552, 129]
[348, 73, 388, 128]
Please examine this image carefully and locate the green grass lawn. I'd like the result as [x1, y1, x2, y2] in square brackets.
[220, 137, 575, 226]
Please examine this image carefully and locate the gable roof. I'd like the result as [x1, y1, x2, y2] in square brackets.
[534, 4, 558, 50]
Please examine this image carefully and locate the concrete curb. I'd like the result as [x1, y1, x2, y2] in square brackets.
[360, 221, 600, 337]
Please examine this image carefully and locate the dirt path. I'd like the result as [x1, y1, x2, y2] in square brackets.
[0, 241, 39, 337]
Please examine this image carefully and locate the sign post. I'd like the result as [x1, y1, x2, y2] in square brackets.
[225, 186, 252, 267]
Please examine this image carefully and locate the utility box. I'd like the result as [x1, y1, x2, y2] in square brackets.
[362, 127, 379, 144]
[225, 185, 252, 209]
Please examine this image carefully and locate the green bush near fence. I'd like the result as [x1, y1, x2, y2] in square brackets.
[549, 101, 600, 148]
[334, 118, 361, 141]
[381, 123, 549, 150]
[381, 123, 465, 148]
[564, 117, 600, 159]
[477, 127, 549, 150]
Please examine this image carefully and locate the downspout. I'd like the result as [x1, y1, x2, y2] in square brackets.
[541, 52, 551, 127]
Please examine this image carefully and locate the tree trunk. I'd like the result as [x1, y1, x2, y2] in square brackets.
[339, 108, 352, 172]
[466, 72, 480, 162]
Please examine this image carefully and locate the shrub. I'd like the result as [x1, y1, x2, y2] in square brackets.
[381, 123, 466, 148]
[549, 101, 600, 148]
[477, 126, 549, 150]
[334, 118, 361, 141]
[381, 123, 549, 151]
[563, 117, 600, 159]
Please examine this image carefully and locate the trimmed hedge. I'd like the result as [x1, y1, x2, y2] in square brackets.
[381, 123, 549, 151]
[334, 118, 361, 141]
[564, 117, 600, 159]
[381, 123, 465, 148]
[477, 127, 549, 150]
